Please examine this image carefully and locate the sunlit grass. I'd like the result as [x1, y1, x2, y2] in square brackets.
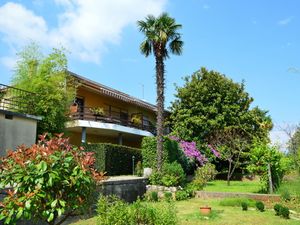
[203, 179, 262, 193]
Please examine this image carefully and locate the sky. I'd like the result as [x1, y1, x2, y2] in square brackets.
[0, 0, 299, 148]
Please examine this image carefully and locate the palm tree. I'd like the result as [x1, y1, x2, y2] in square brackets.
[137, 13, 183, 171]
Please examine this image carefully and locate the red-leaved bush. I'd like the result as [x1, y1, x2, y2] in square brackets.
[0, 134, 105, 225]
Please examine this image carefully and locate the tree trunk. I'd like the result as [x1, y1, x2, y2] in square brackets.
[267, 163, 274, 194]
[227, 160, 232, 186]
[155, 48, 165, 172]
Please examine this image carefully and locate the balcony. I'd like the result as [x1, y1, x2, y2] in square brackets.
[69, 106, 156, 135]
[0, 83, 36, 115]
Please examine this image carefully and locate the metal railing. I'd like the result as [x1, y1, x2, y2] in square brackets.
[0, 83, 36, 115]
[69, 106, 156, 134]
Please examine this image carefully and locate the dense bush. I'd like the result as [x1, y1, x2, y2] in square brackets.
[175, 190, 189, 201]
[274, 204, 282, 216]
[97, 195, 177, 225]
[164, 192, 173, 202]
[0, 134, 105, 225]
[191, 163, 217, 190]
[83, 143, 141, 175]
[149, 192, 159, 202]
[141, 137, 192, 174]
[279, 206, 290, 219]
[149, 162, 185, 187]
[241, 202, 248, 211]
[255, 201, 265, 212]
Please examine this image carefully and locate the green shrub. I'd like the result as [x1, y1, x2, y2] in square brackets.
[281, 188, 291, 201]
[97, 195, 178, 225]
[149, 191, 159, 202]
[141, 137, 191, 174]
[255, 201, 265, 212]
[83, 143, 141, 175]
[274, 203, 282, 216]
[0, 134, 105, 225]
[164, 192, 173, 202]
[219, 198, 256, 207]
[191, 163, 217, 190]
[135, 161, 143, 177]
[175, 190, 189, 201]
[97, 195, 129, 224]
[279, 206, 290, 219]
[149, 162, 186, 187]
[241, 202, 248, 211]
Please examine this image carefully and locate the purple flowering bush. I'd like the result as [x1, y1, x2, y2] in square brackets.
[169, 136, 220, 167]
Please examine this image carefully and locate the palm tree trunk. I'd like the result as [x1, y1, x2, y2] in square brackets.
[155, 50, 165, 172]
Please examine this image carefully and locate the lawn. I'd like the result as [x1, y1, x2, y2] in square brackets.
[276, 172, 300, 196]
[203, 179, 261, 193]
[71, 198, 300, 225]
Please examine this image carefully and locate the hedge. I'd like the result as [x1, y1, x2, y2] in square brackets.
[141, 137, 191, 174]
[83, 143, 142, 176]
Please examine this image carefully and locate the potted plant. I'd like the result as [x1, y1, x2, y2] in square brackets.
[199, 206, 211, 215]
[69, 102, 78, 113]
[131, 114, 142, 126]
[90, 107, 105, 116]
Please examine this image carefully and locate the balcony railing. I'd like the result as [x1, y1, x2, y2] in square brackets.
[0, 84, 36, 115]
[69, 106, 156, 134]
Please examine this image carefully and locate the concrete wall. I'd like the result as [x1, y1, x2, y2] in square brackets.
[98, 177, 147, 203]
[0, 110, 39, 156]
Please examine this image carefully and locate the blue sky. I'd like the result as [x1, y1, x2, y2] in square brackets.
[0, 0, 299, 146]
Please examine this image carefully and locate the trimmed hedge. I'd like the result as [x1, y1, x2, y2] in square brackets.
[83, 143, 142, 176]
[141, 137, 192, 174]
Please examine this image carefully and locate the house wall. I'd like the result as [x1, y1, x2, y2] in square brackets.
[0, 111, 38, 156]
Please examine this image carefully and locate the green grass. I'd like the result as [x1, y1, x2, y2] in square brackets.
[203, 180, 261, 193]
[276, 173, 300, 196]
[71, 198, 300, 225]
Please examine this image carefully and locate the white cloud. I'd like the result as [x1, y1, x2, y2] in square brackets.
[0, 0, 167, 64]
[278, 17, 293, 26]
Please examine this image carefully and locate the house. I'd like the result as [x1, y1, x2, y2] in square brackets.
[0, 83, 41, 155]
[65, 72, 158, 148]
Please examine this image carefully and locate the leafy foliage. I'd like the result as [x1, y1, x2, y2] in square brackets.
[255, 201, 265, 212]
[247, 142, 290, 192]
[175, 190, 189, 201]
[287, 126, 300, 172]
[83, 143, 141, 176]
[141, 136, 191, 174]
[191, 163, 217, 190]
[279, 206, 290, 219]
[0, 134, 105, 225]
[96, 195, 178, 225]
[274, 204, 282, 216]
[149, 162, 185, 187]
[169, 68, 273, 181]
[169, 67, 272, 144]
[11, 43, 76, 134]
[241, 202, 248, 211]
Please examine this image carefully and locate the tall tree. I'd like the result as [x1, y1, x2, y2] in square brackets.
[11, 43, 76, 134]
[169, 68, 273, 183]
[137, 13, 183, 171]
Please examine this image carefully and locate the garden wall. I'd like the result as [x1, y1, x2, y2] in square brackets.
[195, 191, 281, 202]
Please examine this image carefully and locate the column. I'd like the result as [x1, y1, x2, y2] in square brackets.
[118, 133, 123, 145]
[81, 127, 87, 143]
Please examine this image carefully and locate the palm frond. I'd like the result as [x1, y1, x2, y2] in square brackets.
[140, 40, 152, 57]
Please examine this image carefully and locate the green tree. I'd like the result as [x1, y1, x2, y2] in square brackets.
[169, 68, 272, 143]
[137, 13, 183, 171]
[287, 125, 300, 172]
[247, 141, 291, 193]
[169, 68, 272, 183]
[0, 134, 105, 225]
[11, 43, 76, 134]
